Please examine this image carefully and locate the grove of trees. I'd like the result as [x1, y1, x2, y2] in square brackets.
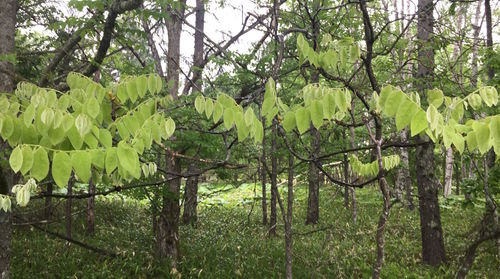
[0, 0, 499, 278]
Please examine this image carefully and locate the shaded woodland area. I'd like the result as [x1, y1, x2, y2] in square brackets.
[0, 0, 500, 278]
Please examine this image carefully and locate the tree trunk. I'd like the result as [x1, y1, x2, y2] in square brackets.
[156, 156, 181, 263]
[182, 162, 199, 225]
[484, 0, 494, 81]
[285, 152, 294, 279]
[470, 0, 483, 88]
[165, 0, 186, 98]
[0, 171, 11, 279]
[261, 119, 268, 225]
[416, 0, 446, 266]
[66, 176, 75, 239]
[416, 140, 447, 265]
[0, 1, 16, 276]
[86, 178, 95, 234]
[396, 129, 414, 209]
[45, 184, 53, 219]
[306, 126, 320, 225]
[183, 0, 205, 95]
[269, 120, 278, 236]
[443, 148, 453, 198]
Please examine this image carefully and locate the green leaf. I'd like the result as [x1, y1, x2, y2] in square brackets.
[490, 116, 500, 155]
[223, 108, 234, 130]
[52, 152, 72, 187]
[117, 83, 128, 102]
[105, 148, 118, 175]
[67, 125, 84, 149]
[282, 111, 296, 133]
[323, 93, 336, 120]
[335, 89, 348, 112]
[137, 75, 148, 98]
[20, 146, 34, 175]
[296, 107, 310, 134]
[426, 89, 444, 108]
[127, 80, 138, 103]
[117, 144, 141, 179]
[205, 98, 214, 118]
[71, 151, 92, 182]
[468, 93, 482, 110]
[253, 120, 264, 144]
[24, 104, 35, 127]
[86, 97, 100, 119]
[244, 108, 254, 126]
[9, 146, 23, 173]
[479, 86, 498, 107]
[165, 118, 175, 138]
[426, 104, 441, 131]
[148, 75, 157, 94]
[99, 129, 112, 148]
[383, 89, 404, 117]
[195, 95, 205, 114]
[310, 100, 324, 129]
[395, 99, 418, 131]
[410, 110, 428, 137]
[75, 114, 91, 137]
[213, 102, 223, 123]
[473, 122, 491, 154]
[91, 150, 105, 170]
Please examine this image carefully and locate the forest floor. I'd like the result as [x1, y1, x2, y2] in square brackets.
[10, 182, 500, 278]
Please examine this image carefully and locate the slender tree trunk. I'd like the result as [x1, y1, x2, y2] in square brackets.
[396, 129, 414, 209]
[485, 0, 494, 81]
[343, 152, 349, 209]
[45, 184, 53, 219]
[86, 178, 95, 234]
[306, 125, 320, 225]
[183, 0, 205, 95]
[261, 119, 268, 225]
[306, 12, 321, 225]
[66, 176, 75, 239]
[157, 156, 181, 263]
[416, 0, 446, 266]
[0, 172, 11, 279]
[269, 120, 278, 236]
[182, 162, 199, 225]
[285, 152, 294, 279]
[0, 1, 16, 276]
[471, 0, 483, 88]
[443, 148, 453, 198]
[165, 0, 186, 96]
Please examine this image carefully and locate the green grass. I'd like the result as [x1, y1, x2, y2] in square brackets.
[11, 183, 500, 278]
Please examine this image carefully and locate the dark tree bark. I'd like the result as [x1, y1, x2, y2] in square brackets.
[306, 125, 320, 225]
[182, 162, 199, 225]
[269, 120, 278, 236]
[0, 1, 16, 277]
[415, 0, 446, 266]
[45, 183, 53, 220]
[485, 0, 494, 81]
[165, 0, 186, 97]
[156, 156, 181, 263]
[86, 178, 96, 234]
[66, 176, 75, 239]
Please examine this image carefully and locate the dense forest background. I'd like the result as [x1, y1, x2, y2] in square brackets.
[0, 0, 500, 278]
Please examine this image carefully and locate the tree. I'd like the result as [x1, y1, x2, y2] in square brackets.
[0, 0, 16, 277]
[415, 0, 446, 266]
